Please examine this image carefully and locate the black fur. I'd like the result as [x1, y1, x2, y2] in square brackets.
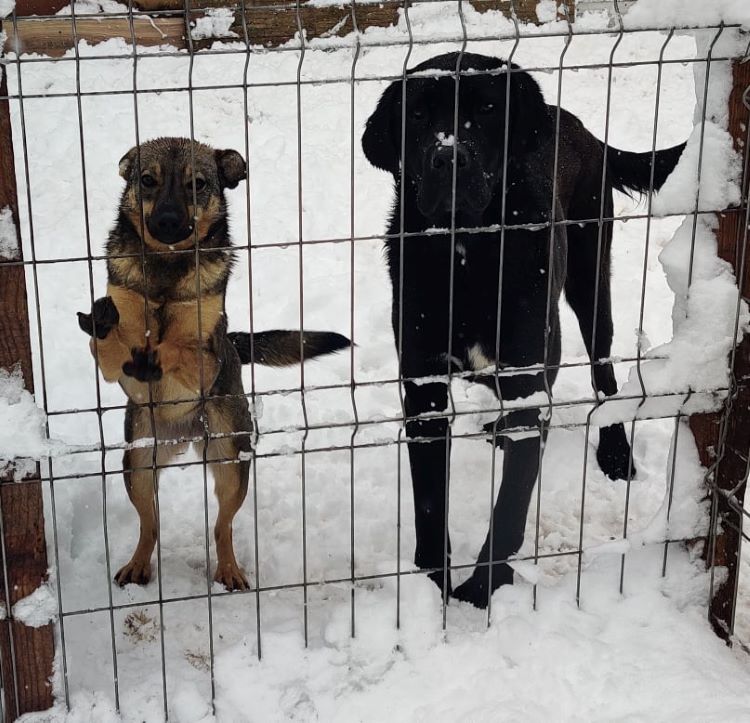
[361, 52, 685, 607]
[122, 347, 163, 382]
[604, 142, 687, 195]
[77, 296, 120, 339]
[228, 330, 351, 366]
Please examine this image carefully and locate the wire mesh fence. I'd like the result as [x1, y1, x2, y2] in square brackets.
[0, 0, 748, 718]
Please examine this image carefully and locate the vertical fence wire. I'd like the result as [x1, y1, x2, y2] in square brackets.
[348, 0, 362, 639]
[69, 3, 121, 710]
[293, 0, 311, 646]
[126, 5, 170, 715]
[707, 74, 750, 639]
[395, 0, 415, 631]
[183, 0, 219, 710]
[536, 0, 572, 610]
[237, 0, 264, 662]
[443, 0, 469, 631]
[594, 1, 628, 593]
[628, 27, 674, 590]
[487, 0, 519, 622]
[725, 102, 750, 633]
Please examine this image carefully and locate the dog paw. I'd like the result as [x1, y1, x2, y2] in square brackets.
[114, 558, 152, 587]
[597, 425, 637, 481]
[123, 347, 162, 383]
[453, 564, 513, 608]
[214, 563, 249, 591]
[424, 568, 453, 602]
[77, 296, 120, 339]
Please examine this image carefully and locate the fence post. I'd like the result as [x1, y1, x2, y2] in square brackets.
[690, 54, 750, 643]
[0, 36, 56, 721]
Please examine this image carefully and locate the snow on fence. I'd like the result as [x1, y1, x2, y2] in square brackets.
[0, 0, 749, 719]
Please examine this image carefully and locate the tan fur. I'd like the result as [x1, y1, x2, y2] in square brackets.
[172, 255, 228, 301]
[115, 411, 189, 586]
[91, 284, 158, 382]
[156, 294, 224, 393]
[193, 195, 222, 242]
[87, 137, 253, 591]
[198, 403, 250, 589]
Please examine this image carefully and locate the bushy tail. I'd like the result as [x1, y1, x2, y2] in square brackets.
[604, 141, 686, 195]
[228, 330, 351, 366]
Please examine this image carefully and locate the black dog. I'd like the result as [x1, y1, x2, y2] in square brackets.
[362, 52, 685, 607]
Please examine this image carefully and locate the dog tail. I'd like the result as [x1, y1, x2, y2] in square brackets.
[228, 330, 351, 366]
[604, 141, 686, 195]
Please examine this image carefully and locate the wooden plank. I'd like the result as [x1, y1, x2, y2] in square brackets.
[7, 0, 572, 56]
[0, 36, 55, 721]
[691, 57, 750, 643]
[14, 0, 69, 14]
[6, 17, 187, 56]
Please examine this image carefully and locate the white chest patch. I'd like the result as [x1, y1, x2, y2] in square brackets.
[467, 343, 495, 372]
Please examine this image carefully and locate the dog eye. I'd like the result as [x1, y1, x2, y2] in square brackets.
[188, 176, 206, 192]
[408, 107, 427, 122]
[478, 102, 496, 115]
[140, 174, 156, 188]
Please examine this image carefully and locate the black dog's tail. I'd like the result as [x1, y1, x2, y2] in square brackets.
[604, 141, 686, 195]
[228, 330, 350, 366]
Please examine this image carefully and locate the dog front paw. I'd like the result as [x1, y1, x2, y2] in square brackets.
[123, 347, 162, 382]
[77, 296, 120, 339]
[597, 424, 637, 481]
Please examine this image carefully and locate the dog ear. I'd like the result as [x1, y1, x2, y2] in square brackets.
[362, 80, 402, 176]
[215, 149, 247, 189]
[508, 67, 552, 154]
[118, 147, 137, 179]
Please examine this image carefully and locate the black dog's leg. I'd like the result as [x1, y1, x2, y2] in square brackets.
[454, 408, 544, 608]
[565, 224, 636, 481]
[404, 378, 453, 600]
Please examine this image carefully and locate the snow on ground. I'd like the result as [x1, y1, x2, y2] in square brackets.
[4, 7, 750, 722]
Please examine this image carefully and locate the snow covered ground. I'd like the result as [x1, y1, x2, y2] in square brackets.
[4, 5, 750, 721]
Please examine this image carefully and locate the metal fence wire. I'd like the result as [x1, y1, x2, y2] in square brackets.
[0, 0, 748, 718]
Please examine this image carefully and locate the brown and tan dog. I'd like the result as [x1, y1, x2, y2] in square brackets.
[78, 137, 348, 590]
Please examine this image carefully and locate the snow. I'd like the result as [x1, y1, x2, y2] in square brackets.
[535, 0, 558, 24]
[55, 1, 128, 16]
[209, 551, 750, 722]
[190, 9, 238, 42]
[653, 124, 741, 216]
[436, 131, 455, 147]
[2, 8, 750, 722]
[624, 0, 750, 29]
[0, 0, 14, 20]
[0, 368, 65, 471]
[592, 26, 749, 428]
[12, 582, 57, 628]
[0, 206, 19, 260]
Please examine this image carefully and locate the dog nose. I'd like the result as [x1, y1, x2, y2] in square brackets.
[153, 211, 182, 236]
[431, 145, 470, 171]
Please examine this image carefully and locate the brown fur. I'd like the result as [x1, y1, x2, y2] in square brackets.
[84, 137, 253, 590]
[80, 137, 351, 591]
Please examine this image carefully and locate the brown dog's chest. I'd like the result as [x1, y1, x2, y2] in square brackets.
[107, 283, 225, 422]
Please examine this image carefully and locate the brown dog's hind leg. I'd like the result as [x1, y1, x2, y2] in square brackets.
[114, 445, 158, 586]
[211, 456, 250, 591]
[202, 402, 252, 591]
[115, 408, 187, 586]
